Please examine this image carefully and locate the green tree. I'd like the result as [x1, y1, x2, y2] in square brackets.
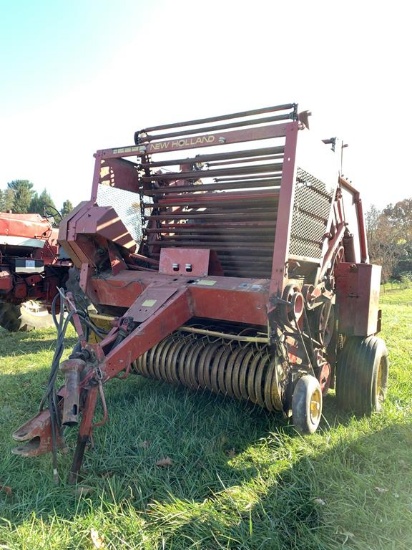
[382, 198, 412, 279]
[2, 188, 15, 211]
[366, 197, 412, 281]
[366, 204, 381, 263]
[61, 199, 74, 217]
[29, 188, 57, 217]
[7, 180, 35, 213]
[382, 199, 412, 242]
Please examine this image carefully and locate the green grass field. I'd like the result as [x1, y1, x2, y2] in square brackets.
[0, 289, 411, 549]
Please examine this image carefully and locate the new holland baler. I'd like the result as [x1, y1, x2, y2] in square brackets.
[12, 103, 388, 482]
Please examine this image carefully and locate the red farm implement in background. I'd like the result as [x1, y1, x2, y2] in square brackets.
[12, 103, 388, 482]
[0, 212, 71, 330]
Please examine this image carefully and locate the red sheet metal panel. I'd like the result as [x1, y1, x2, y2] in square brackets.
[190, 279, 268, 326]
[159, 248, 210, 276]
[0, 212, 52, 240]
[126, 285, 180, 323]
[105, 286, 193, 379]
[335, 262, 381, 336]
[91, 269, 269, 326]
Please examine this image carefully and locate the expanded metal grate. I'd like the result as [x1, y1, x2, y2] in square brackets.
[96, 185, 144, 244]
[289, 168, 333, 259]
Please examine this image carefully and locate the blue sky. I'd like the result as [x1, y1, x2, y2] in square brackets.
[0, 0, 410, 211]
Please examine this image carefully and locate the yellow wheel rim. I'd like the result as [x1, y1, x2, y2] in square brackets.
[310, 387, 322, 424]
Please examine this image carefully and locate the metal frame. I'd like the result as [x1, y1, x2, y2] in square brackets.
[12, 104, 383, 482]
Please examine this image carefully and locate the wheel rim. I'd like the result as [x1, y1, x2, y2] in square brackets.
[310, 387, 322, 425]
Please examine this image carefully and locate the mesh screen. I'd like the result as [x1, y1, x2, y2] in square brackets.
[96, 185, 143, 244]
[289, 168, 333, 259]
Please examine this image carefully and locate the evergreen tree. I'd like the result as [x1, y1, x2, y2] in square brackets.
[1, 188, 15, 212]
[7, 180, 35, 213]
[29, 188, 57, 217]
[61, 199, 74, 217]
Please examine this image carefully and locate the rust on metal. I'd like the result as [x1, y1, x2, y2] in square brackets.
[11, 103, 385, 482]
[12, 409, 65, 457]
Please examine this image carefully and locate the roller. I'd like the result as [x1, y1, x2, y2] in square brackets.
[135, 332, 284, 412]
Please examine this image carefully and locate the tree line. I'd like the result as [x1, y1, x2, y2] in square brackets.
[366, 197, 412, 282]
[0, 180, 74, 222]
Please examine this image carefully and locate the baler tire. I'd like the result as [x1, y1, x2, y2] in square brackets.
[336, 336, 389, 415]
[292, 375, 323, 434]
[0, 302, 19, 331]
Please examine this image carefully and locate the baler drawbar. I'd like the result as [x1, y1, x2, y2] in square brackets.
[12, 103, 388, 482]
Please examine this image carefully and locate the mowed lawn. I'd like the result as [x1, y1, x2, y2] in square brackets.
[0, 288, 411, 549]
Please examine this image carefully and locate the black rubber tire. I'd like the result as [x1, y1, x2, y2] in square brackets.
[0, 302, 20, 331]
[0, 301, 54, 332]
[292, 375, 323, 434]
[336, 335, 389, 415]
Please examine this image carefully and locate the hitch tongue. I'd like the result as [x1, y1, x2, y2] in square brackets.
[60, 358, 86, 426]
[12, 409, 65, 457]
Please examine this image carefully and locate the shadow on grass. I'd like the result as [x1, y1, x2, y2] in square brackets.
[0, 326, 78, 358]
[235, 422, 411, 548]
[2, 366, 411, 549]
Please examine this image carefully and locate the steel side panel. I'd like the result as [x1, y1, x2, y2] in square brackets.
[91, 277, 145, 308]
[74, 207, 136, 251]
[335, 262, 381, 336]
[90, 271, 269, 326]
[0, 213, 51, 240]
[159, 248, 210, 276]
[190, 285, 268, 326]
[59, 201, 95, 267]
